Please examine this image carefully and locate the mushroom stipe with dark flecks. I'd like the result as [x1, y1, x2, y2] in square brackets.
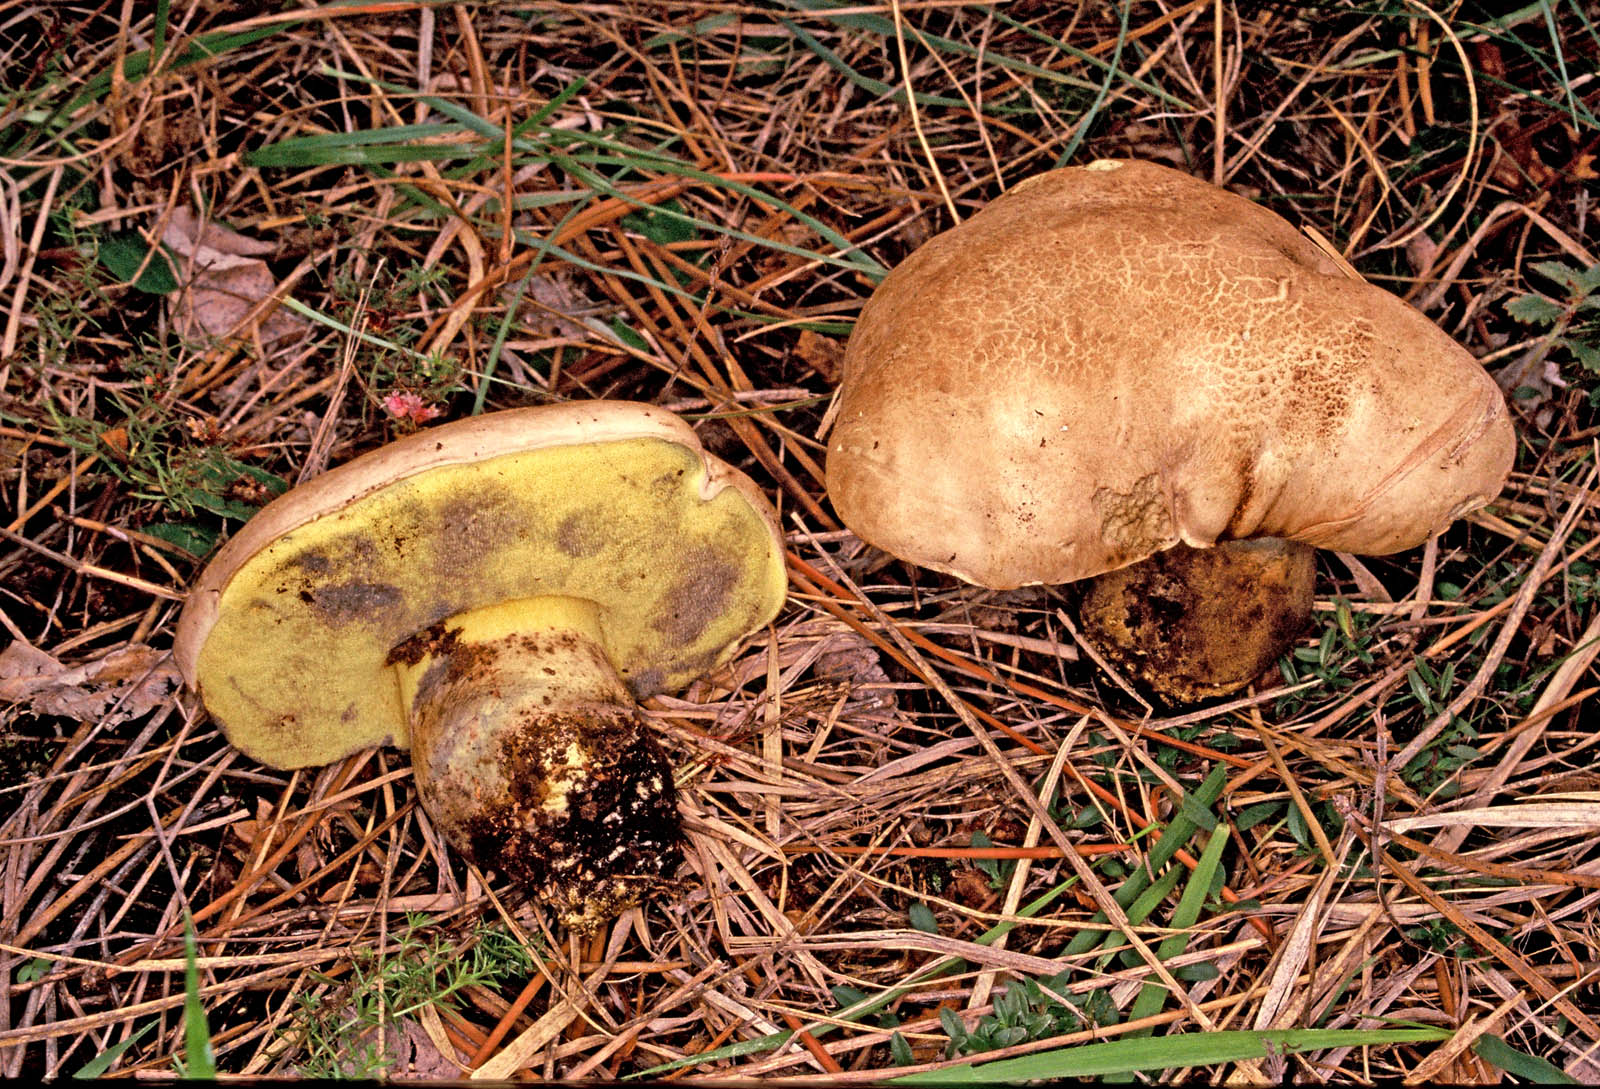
[825, 158, 1515, 703]
[176, 401, 787, 931]
[1077, 538, 1316, 704]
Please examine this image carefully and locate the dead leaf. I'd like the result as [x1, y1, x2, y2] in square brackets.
[98, 426, 130, 460]
[161, 207, 307, 348]
[302, 1018, 463, 1080]
[0, 641, 181, 723]
[227, 798, 278, 863]
[0, 434, 21, 476]
[795, 330, 844, 382]
[504, 270, 601, 339]
[814, 630, 895, 713]
[1405, 231, 1441, 277]
[1569, 1054, 1600, 1084]
[814, 630, 887, 686]
[1493, 349, 1567, 427]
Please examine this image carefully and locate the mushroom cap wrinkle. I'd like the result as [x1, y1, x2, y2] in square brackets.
[826, 159, 1516, 591]
[176, 401, 787, 770]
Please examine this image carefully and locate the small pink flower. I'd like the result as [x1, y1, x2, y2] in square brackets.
[383, 391, 443, 423]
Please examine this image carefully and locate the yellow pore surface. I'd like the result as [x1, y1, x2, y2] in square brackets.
[193, 437, 786, 769]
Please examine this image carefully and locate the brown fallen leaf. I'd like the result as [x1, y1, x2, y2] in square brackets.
[161, 207, 308, 348]
[0, 641, 181, 724]
[794, 329, 844, 382]
[813, 630, 895, 714]
[1493, 349, 1567, 428]
[502, 269, 605, 340]
[98, 426, 131, 460]
[300, 1018, 465, 1080]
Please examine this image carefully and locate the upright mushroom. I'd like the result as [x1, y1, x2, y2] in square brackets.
[825, 159, 1515, 703]
[176, 401, 787, 929]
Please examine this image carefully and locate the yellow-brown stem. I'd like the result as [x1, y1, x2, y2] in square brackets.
[390, 597, 682, 932]
[1078, 539, 1316, 704]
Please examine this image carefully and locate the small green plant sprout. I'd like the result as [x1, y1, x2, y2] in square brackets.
[968, 830, 1018, 891]
[287, 915, 533, 1079]
[1397, 659, 1482, 796]
[940, 974, 1114, 1057]
[1277, 597, 1376, 712]
[43, 390, 288, 532]
[1505, 261, 1600, 405]
[14, 956, 52, 984]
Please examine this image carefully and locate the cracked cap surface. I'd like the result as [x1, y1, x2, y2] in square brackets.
[825, 159, 1516, 589]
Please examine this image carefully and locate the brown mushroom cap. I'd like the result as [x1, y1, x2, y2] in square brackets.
[175, 401, 787, 770]
[826, 159, 1516, 591]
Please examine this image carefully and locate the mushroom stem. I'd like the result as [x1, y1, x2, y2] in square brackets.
[389, 596, 682, 932]
[1077, 538, 1317, 704]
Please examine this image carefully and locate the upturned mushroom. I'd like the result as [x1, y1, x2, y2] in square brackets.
[176, 401, 787, 929]
[825, 159, 1515, 703]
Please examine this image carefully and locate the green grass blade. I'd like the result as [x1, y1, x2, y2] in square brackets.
[473, 271, 532, 416]
[628, 879, 1079, 1079]
[1538, 0, 1583, 131]
[152, 0, 170, 66]
[1568, 0, 1600, 51]
[71, 1023, 155, 1079]
[984, 6, 1196, 111]
[1115, 851, 1187, 934]
[277, 297, 431, 362]
[1064, 762, 1230, 956]
[183, 914, 217, 1078]
[1473, 1033, 1578, 1083]
[890, 1026, 1451, 1083]
[778, 18, 979, 111]
[778, 0, 1194, 110]
[1054, 0, 1131, 167]
[71, 24, 295, 112]
[12, 21, 293, 162]
[1119, 826, 1233, 1048]
[284, 68, 884, 279]
[245, 123, 488, 167]
[440, 77, 591, 184]
[1449, 7, 1598, 130]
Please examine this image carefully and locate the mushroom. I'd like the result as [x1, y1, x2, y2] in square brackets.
[175, 401, 787, 929]
[825, 159, 1515, 703]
